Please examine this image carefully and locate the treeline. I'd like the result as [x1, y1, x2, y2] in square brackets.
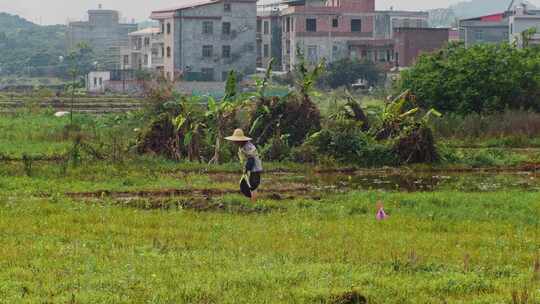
[0, 13, 67, 76]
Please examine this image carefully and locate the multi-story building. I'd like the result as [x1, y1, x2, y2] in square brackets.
[151, 0, 257, 82]
[67, 7, 138, 69]
[279, 0, 432, 71]
[509, 4, 540, 47]
[120, 28, 165, 72]
[459, 1, 540, 48]
[257, 2, 283, 69]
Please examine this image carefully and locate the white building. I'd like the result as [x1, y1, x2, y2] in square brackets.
[86, 71, 111, 93]
[120, 28, 165, 72]
[509, 4, 540, 47]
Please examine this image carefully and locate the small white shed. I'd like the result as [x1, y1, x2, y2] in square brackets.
[86, 71, 111, 93]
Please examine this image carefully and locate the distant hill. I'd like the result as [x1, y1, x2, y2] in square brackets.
[0, 12, 66, 76]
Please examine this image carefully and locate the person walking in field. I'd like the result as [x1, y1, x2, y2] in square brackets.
[225, 129, 263, 202]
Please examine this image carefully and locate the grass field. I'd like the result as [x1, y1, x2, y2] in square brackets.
[1, 112, 540, 303]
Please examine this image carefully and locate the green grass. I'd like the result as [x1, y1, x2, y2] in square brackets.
[0, 191, 539, 303]
[1, 112, 540, 302]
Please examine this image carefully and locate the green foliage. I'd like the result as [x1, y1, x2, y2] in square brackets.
[260, 135, 291, 161]
[320, 58, 381, 89]
[305, 121, 397, 167]
[0, 13, 66, 76]
[398, 42, 540, 114]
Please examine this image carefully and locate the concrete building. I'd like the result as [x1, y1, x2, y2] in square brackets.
[459, 13, 509, 47]
[67, 7, 138, 69]
[257, 3, 283, 69]
[151, 0, 257, 82]
[509, 4, 540, 47]
[459, 1, 540, 48]
[120, 28, 165, 72]
[86, 71, 111, 93]
[393, 28, 449, 67]
[280, 0, 431, 71]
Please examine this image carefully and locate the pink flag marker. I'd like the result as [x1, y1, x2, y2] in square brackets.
[376, 201, 388, 221]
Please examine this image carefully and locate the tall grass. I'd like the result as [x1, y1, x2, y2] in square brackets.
[434, 111, 540, 147]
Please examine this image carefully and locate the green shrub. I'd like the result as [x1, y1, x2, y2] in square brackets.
[398, 43, 540, 114]
[260, 135, 291, 161]
[305, 122, 396, 167]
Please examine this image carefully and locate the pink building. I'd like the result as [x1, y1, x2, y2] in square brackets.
[280, 0, 431, 70]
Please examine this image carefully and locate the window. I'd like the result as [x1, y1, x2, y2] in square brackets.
[257, 20, 262, 33]
[474, 29, 483, 41]
[144, 37, 150, 46]
[144, 54, 149, 65]
[161, 47, 164, 57]
[263, 44, 269, 57]
[222, 71, 230, 81]
[167, 23, 171, 34]
[222, 22, 231, 35]
[307, 46, 318, 63]
[161, 23, 165, 33]
[286, 40, 291, 54]
[257, 41, 262, 57]
[351, 19, 362, 32]
[224, 3, 231, 11]
[332, 18, 338, 28]
[286, 17, 291, 32]
[203, 21, 213, 34]
[378, 50, 386, 62]
[123, 55, 129, 65]
[263, 21, 270, 35]
[202, 45, 213, 58]
[99, 78, 102, 86]
[306, 18, 317, 32]
[167, 47, 171, 58]
[222, 45, 231, 58]
[201, 68, 214, 81]
[94, 77, 97, 86]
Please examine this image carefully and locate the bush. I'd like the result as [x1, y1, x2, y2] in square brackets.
[305, 121, 396, 167]
[248, 95, 321, 147]
[320, 58, 381, 89]
[398, 43, 540, 114]
[260, 135, 291, 161]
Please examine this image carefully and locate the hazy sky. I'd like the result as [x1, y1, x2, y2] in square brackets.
[0, 0, 467, 25]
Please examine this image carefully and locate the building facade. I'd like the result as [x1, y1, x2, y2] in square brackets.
[509, 5, 540, 47]
[393, 27, 449, 67]
[257, 3, 283, 69]
[459, 13, 509, 47]
[120, 28, 165, 72]
[151, 0, 257, 82]
[279, 0, 431, 71]
[67, 8, 138, 69]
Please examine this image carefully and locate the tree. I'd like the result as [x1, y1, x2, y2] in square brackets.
[397, 42, 540, 114]
[321, 58, 381, 89]
[206, 71, 240, 164]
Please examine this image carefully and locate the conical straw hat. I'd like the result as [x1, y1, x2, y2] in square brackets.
[225, 129, 252, 141]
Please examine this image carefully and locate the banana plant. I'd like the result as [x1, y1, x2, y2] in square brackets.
[293, 47, 325, 104]
[206, 71, 241, 164]
[173, 96, 206, 162]
[377, 90, 441, 140]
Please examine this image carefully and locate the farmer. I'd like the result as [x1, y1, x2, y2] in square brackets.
[225, 129, 263, 202]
